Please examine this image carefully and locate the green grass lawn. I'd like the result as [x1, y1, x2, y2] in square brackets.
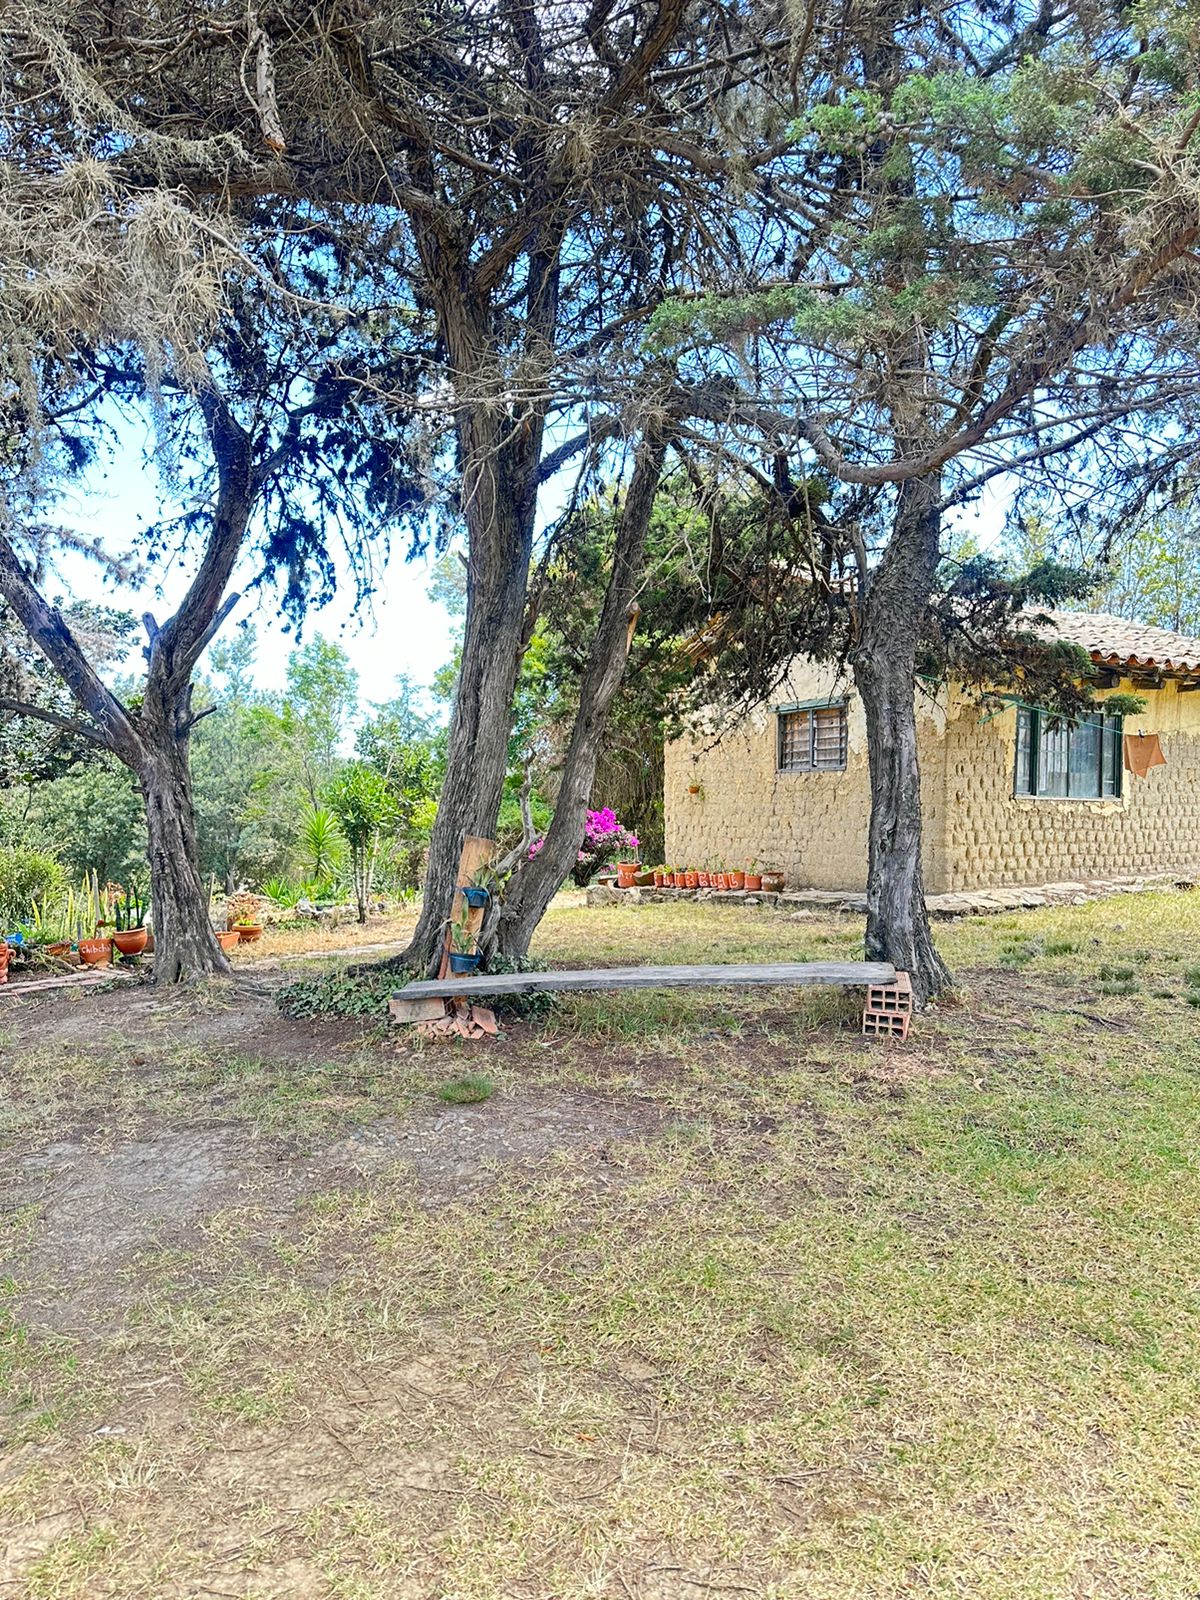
[3, 893, 1200, 1597]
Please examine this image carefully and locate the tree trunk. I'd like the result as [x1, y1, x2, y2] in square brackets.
[851, 476, 951, 1005]
[0, 389, 254, 984]
[400, 484, 534, 974]
[495, 432, 667, 960]
[136, 722, 230, 983]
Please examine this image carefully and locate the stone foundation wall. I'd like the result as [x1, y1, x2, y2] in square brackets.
[665, 667, 1200, 894]
[942, 682, 1200, 890]
[664, 662, 949, 892]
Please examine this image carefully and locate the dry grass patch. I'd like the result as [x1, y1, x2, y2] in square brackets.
[3, 891, 1200, 1596]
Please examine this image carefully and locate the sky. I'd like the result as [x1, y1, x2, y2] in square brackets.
[51, 407, 1014, 719]
[54, 417, 459, 709]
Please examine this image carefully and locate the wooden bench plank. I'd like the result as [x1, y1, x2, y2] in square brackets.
[393, 960, 895, 1003]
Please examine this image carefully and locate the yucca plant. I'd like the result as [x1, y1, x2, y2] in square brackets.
[261, 876, 301, 908]
[300, 808, 342, 880]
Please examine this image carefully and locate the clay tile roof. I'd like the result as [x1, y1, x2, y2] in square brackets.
[1028, 609, 1200, 676]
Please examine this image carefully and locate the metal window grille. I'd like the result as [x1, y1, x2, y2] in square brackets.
[777, 704, 847, 773]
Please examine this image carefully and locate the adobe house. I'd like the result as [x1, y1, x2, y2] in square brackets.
[664, 612, 1200, 895]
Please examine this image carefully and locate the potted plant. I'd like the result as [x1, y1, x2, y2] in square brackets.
[112, 886, 149, 956]
[448, 916, 482, 974]
[697, 864, 710, 888]
[727, 866, 745, 890]
[744, 859, 762, 892]
[652, 866, 665, 888]
[74, 875, 113, 965]
[683, 866, 699, 890]
[616, 854, 641, 890]
[760, 869, 785, 893]
[460, 864, 500, 909]
[77, 926, 113, 967]
[234, 918, 264, 943]
[0, 940, 10, 985]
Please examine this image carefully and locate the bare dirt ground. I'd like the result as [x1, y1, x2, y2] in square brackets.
[1, 977, 663, 1338]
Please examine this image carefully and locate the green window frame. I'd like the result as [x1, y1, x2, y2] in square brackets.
[1014, 705, 1123, 800]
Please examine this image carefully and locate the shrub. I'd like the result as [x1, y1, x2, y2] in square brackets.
[276, 966, 395, 1019]
[531, 807, 641, 888]
[0, 844, 64, 930]
[261, 876, 302, 907]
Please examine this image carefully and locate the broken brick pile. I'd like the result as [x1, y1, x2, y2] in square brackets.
[415, 1001, 498, 1040]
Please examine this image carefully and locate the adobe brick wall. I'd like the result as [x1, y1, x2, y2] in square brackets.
[664, 667, 1200, 893]
[664, 661, 949, 891]
[941, 680, 1200, 890]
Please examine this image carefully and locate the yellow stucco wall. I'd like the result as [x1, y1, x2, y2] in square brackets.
[664, 666, 1200, 894]
[663, 660, 948, 892]
[940, 678, 1200, 891]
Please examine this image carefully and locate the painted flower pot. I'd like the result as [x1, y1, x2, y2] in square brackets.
[0, 944, 9, 985]
[460, 885, 491, 909]
[616, 862, 640, 889]
[728, 870, 745, 890]
[235, 923, 264, 943]
[113, 928, 149, 957]
[216, 930, 240, 954]
[744, 874, 762, 892]
[715, 872, 728, 891]
[78, 937, 113, 967]
[760, 871, 785, 893]
[696, 871, 709, 888]
[684, 870, 699, 890]
[653, 871, 665, 888]
[449, 950, 482, 974]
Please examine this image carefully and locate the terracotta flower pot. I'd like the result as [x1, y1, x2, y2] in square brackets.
[78, 937, 113, 967]
[216, 930, 240, 954]
[46, 941, 72, 959]
[235, 923, 264, 943]
[0, 944, 9, 985]
[113, 927, 149, 957]
[760, 871, 785, 893]
[744, 874, 762, 892]
[684, 870, 699, 889]
[616, 862, 640, 889]
[697, 871, 710, 888]
[728, 870, 745, 890]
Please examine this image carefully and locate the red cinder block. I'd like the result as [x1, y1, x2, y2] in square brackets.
[862, 1009, 910, 1040]
[865, 971, 913, 1015]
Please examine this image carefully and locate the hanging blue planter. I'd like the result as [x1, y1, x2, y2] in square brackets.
[460, 885, 491, 909]
[449, 950, 483, 974]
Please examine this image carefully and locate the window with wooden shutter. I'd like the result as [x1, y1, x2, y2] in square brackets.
[776, 702, 848, 773]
